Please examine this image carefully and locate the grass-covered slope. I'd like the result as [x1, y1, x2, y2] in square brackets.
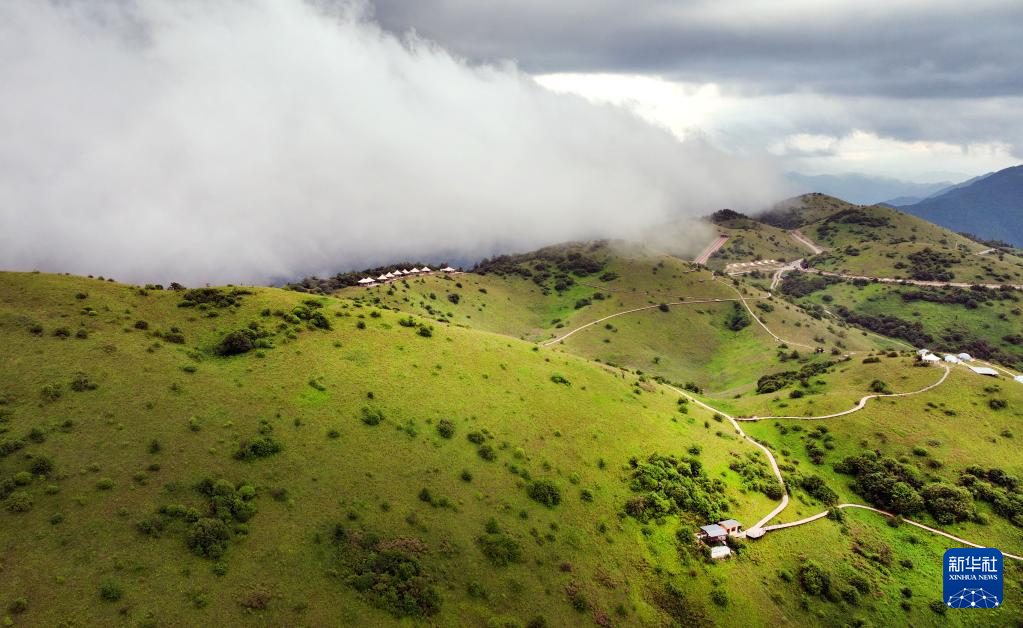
[760, 194, 1023, 283]
[0, 271, 782, 627]
[779, 276, 1023, 368]
[337, 243, 888, 394]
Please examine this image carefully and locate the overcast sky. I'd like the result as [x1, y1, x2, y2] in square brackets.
[373, 0, 1023, 182]
[0, 0, 785, 284]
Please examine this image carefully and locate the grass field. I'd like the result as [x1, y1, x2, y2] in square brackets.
[3, 266, 1020, 627]
[783, 278, 1023, 368]
[0, 271, 784, 626]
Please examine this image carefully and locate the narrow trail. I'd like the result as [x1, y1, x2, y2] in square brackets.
[663, 383, 789, 532]
[735, 365, 951, 421]
[765, 504, 1023, 562]
[538, 258, 1022, 555]
[790, 229, 824, 255]
[666, 375, 1021, 556]
[694, 234, 729, 265]
[712, 275, 814, 350]
[540, 297, 762, 347]
[800, 267, 1023, 291]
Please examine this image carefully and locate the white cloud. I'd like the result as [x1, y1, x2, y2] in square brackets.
[0, 0, 786, 285]
[537, 73, 1019, 181]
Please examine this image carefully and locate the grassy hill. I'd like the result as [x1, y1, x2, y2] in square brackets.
[778, 276, 1023, 368]
[337, 242, 887, 394]
[2, 269, 1021, 626]
[757, 194, 1023, 283]
[0, 271, 782, 626]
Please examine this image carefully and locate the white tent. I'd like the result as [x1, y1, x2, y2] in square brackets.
[916, 349, 931, 356]
[421, 266, 432, 272]
[1014, 375, 1023, 384]
[969, 366, 999, 377]
[709, 546, 731, 559]
[410, 268, 420, 273]
[377, 275, 388, 281]
[957, 353, 974, 361]
[358, 278, 374, 285]
[384, 273, 394, 279]
[944, 355, 960, 363]
[441, 266, 456, 272]
[921, 354, 941, 363]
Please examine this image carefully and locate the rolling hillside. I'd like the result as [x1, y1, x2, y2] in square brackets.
[336, 241, 887, 394]
[2, 262, 1021, 626]
[756, 194, 1023, 283]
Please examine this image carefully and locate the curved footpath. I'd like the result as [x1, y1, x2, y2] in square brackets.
[766, 504, 1023, 562]
[541, 297, 762, 347]
[735, 365, 951, 421]
[540, 262, 1023, 557]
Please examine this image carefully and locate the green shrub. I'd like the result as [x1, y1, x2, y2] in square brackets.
[5, 491, 32, 513]
[232, 437, 282, 461]
[216, 330, 255, 356]
[550, 374, 571, 385]
[360, 407, 384, 426]
[7, 597, 27, 614]
[186, 517, 231, 558]
[99, 580, 123, 602]
[797, 561, 831, 597]
[436, 419, 455, 439]
[477, 444, 497, 461]
[96, 477, 114, 490]
[477, 533, 524, 566]
[527, 480, 562, 507]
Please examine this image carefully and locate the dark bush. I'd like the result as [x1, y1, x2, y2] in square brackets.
[527, 479, 562, 507]
[360, 407, 384, 426]
[99, 581, 123, 602]
[477, 532, 524, 566]
[187, 518, 231, 558]
[436, 419, 455, 439]
[233, 437, 283, 461]
[216, 330, 255, 356]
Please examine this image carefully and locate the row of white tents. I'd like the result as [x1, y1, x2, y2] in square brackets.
[357, 266, 458, 286]
[918, 348, 1023, 382]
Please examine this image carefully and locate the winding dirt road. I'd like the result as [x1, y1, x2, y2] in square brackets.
[735, 365, 951, 421]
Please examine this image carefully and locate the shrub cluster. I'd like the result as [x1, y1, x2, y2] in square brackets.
[331, 525, 441, 617]
[623, 453, 728, 523]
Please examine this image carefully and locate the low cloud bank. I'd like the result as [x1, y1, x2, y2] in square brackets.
[0, 0, 787, 285]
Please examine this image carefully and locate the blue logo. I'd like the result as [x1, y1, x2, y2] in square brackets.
[943, 548, 1003, 609]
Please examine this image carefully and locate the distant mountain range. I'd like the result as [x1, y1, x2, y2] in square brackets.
[785, 172, 954, 205]
[894, 165, 1023, 247]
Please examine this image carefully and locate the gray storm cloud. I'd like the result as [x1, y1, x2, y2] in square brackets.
[0, 0, 787, 285]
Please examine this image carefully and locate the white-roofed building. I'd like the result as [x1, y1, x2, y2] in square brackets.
[958, 353, 974, 361]
[969, 366, 999, 377]
[710, 546, 731, 560]
[441, 266, 456, 272]
[420, 266, 432, 272]
[944, 355, 960, 363]
[921, 353, 941, 363]
[410, 268, 420, 273]
[917, 349, 931, 356]
[377, 274, 388, 281]
[1014, 375, 1023, 384]
[358, 278, 375, 285]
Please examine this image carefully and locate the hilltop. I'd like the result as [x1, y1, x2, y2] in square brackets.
[897, 165, 1023, 248]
